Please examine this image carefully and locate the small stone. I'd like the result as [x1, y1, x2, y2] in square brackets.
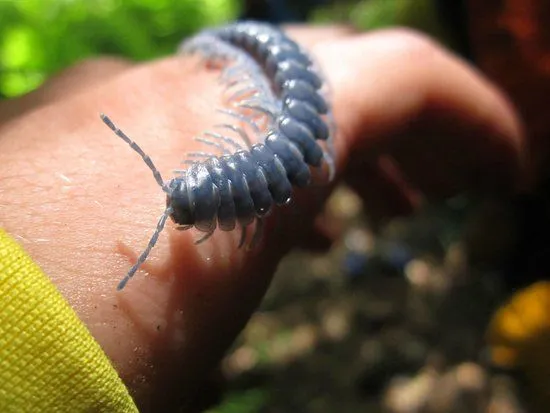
[326, 185, 363, 221]
[344, 228, 375, 254]
[455, 362, 487, 392]
[405, 259, 432, 288]
[383, 368, 438, 413]
[223, 346, 258, 377]
[321, 306, 350, 341]
[290, 324, 318, 356]
[426, 363, 488, 413]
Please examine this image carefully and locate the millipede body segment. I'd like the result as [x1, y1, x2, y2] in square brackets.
[101, 21, 336, 290]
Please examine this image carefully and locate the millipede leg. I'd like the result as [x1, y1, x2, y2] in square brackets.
[221, 62, 250, 83]
[177, 161, 196, 169]
[215, 122, 255, 149]
[238, 225, 248, 249]
[203, 131, 244, 151]
[325, 112, 338, 181]
[117, 208, 172, 291]
[237, 102, 276, 121]
[248, 218, 264, 251]
[227, 85, 259, 102]
[217, 108, 262, 135]
[194, 136, 230, 154]
[195, 230, 215, 245]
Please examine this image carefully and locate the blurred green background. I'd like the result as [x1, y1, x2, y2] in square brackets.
[0, 0, 239, 97]
[0, 0, 458, 98]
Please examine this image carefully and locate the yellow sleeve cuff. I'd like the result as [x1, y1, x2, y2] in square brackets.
[0, 229, 138, 413]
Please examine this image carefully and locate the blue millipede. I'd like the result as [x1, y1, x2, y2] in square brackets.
[100, 21, 336, 290]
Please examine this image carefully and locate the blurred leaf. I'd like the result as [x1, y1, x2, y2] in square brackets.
[311, 0, 457, 48]
[349, 0, 399, 29]
[1, 25, 42, 68]
[206, 388, 269, 413]
[0, 70, 45, 96]
[0, 0, 240, 97]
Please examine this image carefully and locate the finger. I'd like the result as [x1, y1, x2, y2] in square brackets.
[312, 28, 525, 200]
[345, 156, 418, 224]
[283, 24, 358, 47]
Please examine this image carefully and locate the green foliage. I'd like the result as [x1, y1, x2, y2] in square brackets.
[311, 0, 456, 48]
[205, 388, 269, 413]
[0, 0, 455, 98]
[0, 0, 240, 97]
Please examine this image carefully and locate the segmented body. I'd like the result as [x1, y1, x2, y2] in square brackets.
[101, 21, 335, 290]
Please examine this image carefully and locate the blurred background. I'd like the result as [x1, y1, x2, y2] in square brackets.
[3, 1, 550, 412]
[0, 0, 462, 98]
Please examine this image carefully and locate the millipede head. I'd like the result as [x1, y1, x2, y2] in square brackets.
[166, 177, 195, 226]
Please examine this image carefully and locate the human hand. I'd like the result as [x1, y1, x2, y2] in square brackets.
[0, 25, 523, 411]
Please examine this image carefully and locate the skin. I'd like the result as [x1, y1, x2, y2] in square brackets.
[0, 26, 524, 411]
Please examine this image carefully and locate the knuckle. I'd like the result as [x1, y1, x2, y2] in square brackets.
[369, 27, 443, 62]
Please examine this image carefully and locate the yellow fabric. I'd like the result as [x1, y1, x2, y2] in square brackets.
[0, 229, 138, 413]
[487, 281, 550, 412]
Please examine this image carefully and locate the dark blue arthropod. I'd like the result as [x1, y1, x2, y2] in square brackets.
[101, 21, 336, 290]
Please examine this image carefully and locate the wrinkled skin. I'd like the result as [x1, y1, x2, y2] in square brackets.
[0, 26, 524, 412]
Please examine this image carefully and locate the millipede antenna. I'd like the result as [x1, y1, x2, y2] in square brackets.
[117, 207, 173, 290]
[100, 113, 169, 193]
